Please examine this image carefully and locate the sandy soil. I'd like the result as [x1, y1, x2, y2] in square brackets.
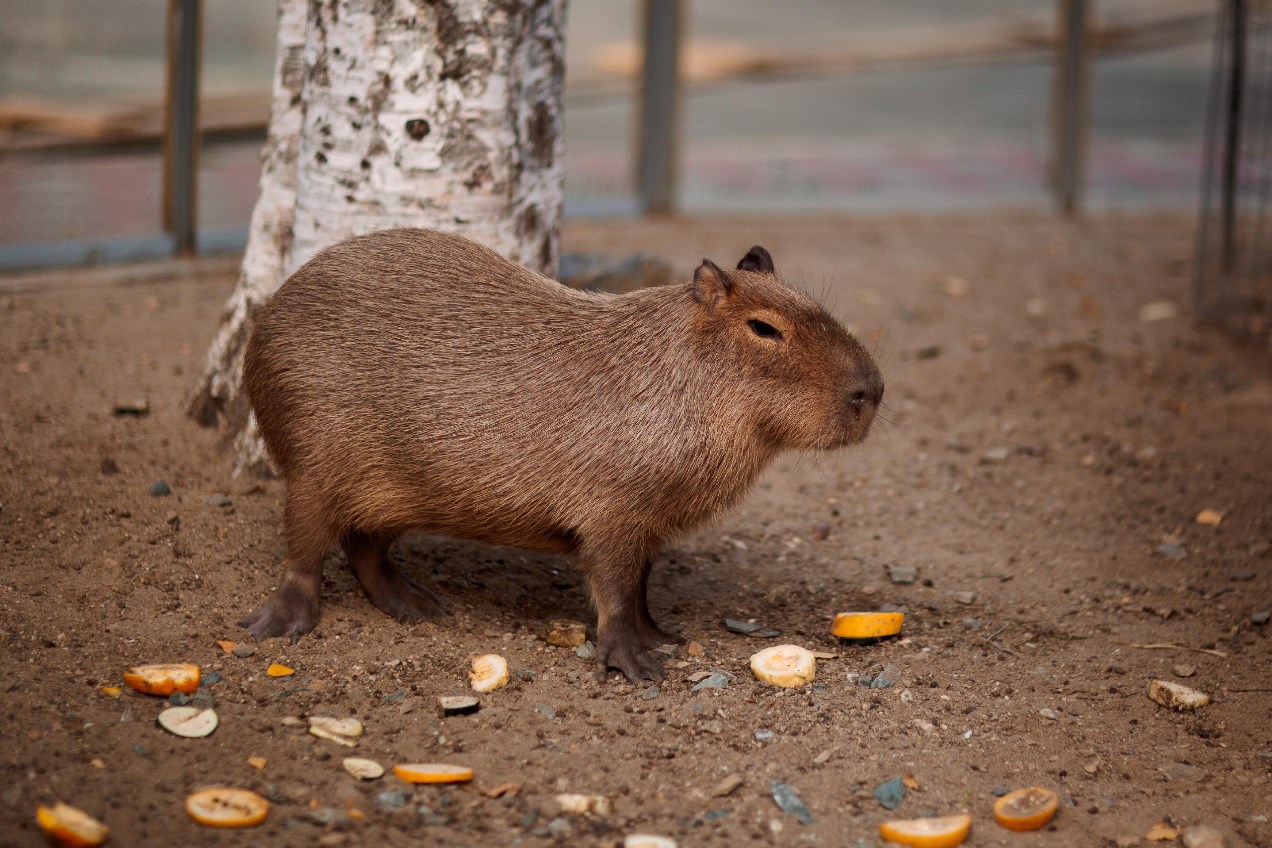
[1, 213, 1269, 848]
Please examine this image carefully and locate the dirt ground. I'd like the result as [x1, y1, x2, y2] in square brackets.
[1, 213, 1269, 848]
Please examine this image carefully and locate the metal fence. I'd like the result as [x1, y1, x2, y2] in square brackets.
[1193, 0, 1272, 334]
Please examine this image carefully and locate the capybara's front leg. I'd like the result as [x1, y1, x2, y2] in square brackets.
[582, 542, 665, 682]
[239, 477, 331, 641]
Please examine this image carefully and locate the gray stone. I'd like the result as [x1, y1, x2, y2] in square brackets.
[1181, 824, 1227, 848]
[149, 480, 171, 497]
[535, 704, 556, 720]
[375, 790, 408, 811]
[640, 685, 661, 700]
[888, 564, 917, 585]
[692, 672, 730, 691]
[207, 494, 233, 508]
[872, 776, 906, 810]
[1251, 610, 1269, 626]
[1156, 543, 1187, 559]
[724, 618, 779, 638]
[770, 780, 815, 825]
[1156, 761, 1207, 782]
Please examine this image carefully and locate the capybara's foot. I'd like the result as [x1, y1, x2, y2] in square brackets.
[596, 630, 665, 682]
[239, 576, 319, 641]
[362, 562, 451, 625]
[636, 616, 684, 649]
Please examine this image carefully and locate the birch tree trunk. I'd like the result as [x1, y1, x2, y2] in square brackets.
[189, 0, 568, 472]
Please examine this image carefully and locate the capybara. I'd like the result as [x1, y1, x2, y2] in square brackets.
[241, 228, 883, 681]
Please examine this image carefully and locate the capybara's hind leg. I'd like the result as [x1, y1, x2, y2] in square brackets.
[584, 540, 665, 682]
[635, 558, 683, 649]
[239, 480, 331, 641]
[342, 531, 450, 624]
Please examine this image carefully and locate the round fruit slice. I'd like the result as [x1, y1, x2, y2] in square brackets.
[36, 802, 109, 848]
[879, 813, 972, 848]
[750, 644, 816, 687]
[392, 763, 474, 784]
[123, 663, 200, 696]
[184, 787, 269, 828]
[469, 654, 509, 693]
[993, 786, 1059, 831]
[158, 706, 219, 738]
[342, 757, 385, 780]
[831, 612, 905, 642]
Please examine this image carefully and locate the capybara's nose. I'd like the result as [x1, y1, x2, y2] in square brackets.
[848, 372, 884, 409]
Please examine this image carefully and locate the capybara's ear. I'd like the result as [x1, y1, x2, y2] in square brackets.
[736, 245, 774, 274]
[691, 259, 733, 312]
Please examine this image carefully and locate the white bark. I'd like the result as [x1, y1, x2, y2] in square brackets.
[189, 0, 567, 472]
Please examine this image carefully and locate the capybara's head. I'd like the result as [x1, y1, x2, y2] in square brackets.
[690, 245, 883, 451]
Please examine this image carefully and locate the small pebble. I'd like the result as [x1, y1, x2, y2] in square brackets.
[1156, 762, 1207, 782]
[207, 494, 233, 508]
[724, 618, 779, 638]
[232, 643, 257, 658]
[535, 704, 556, 720]
[952, 591, 976, 605]
[375, 791, 408, 811]
[1155, 543, 1187, 559]
[1230, 570, 1255, 581]
[770, 780, 815, 825]
[99, 458, 120, 475]
[575, 641, 596, 659]
[982, 447, 1010, 464]
[873, 776, 906, 810]
[1181, 824, 1227, 848]
[864, 664, 901, 689]
[640, 685, 660, 700]
[1173, 664, 1196, 678]
[962, 618, 981, 630]
[515, 667, 536, 682]
[1039, 708, 1061, 720]
[812, 523, 830, 542]
[692, 672, 729, 691]
[754, 730, 775, 742]
[438, 695, 479, 716]
[149, 480, 172, 497]
[546, 817, 573, 838]
[888, 565, 917, 585]
[1251, 610, 1269, 626]
[710, 774, 743, 798]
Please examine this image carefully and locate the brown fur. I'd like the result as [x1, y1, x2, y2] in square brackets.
[240, 228, 883, 680]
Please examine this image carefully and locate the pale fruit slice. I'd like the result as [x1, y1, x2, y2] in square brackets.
[342, 757, 385, 780]
[554, 793, 612, 815]
[158, 706, 219, 738]
[36, 802, 109, 848]
[308, 716, 363, 747]
[879, 813, 972, 847]
[122, 663, 200, 696]
[1147, 679, 1211, 711]
[469, 654, 510, 693]
[393, 763, 474, 784]
[750, 644, 816, 687]
[625, 835, 677, 848]
[831, 611, 905, 642]
[184, 787, 269, 828]
[993, 786, 1059, 831]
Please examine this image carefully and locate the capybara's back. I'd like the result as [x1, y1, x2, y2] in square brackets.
[242, 228, 882, 680]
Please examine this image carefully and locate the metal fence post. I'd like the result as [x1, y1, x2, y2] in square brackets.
[1051, 0, 1092, 216]
[637, 0, 684, 216]
[163, 0, 203, 256]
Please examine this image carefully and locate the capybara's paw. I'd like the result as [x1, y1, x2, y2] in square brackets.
[596, 634, 665, 683]
[362, 567, 450, 625]
[636, 617, 684, 650]
[238, 581, 318, 641]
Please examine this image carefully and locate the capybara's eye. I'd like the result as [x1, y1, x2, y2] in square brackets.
[747, 319, 782, 340]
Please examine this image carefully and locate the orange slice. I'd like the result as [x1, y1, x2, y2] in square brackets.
[36, 802, 109, 847]
[831, 612, 905, 641]
[122, 663, 200, 696]
[392, 763, 474, 784]
[879, 813, 971, 848]
[184, 787, 269, 828]
[993, 786, 1058, 831]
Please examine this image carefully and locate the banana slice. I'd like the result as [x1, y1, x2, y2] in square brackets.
[122, 663, 200, 696]
[184, 787, 269, 828]
[35, 802, 109, 848]
[308, 716, 363, 747]
[158, 706, 219, 738]
[750, 645, 816, 687]
[469, 654, 509, 693]
[342, 757, 385, 780]
[625, 835, 677, 848]
[392, 763, 474, 784]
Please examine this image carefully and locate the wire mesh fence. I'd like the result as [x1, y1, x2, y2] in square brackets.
[1193, 0, 1272, 335]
